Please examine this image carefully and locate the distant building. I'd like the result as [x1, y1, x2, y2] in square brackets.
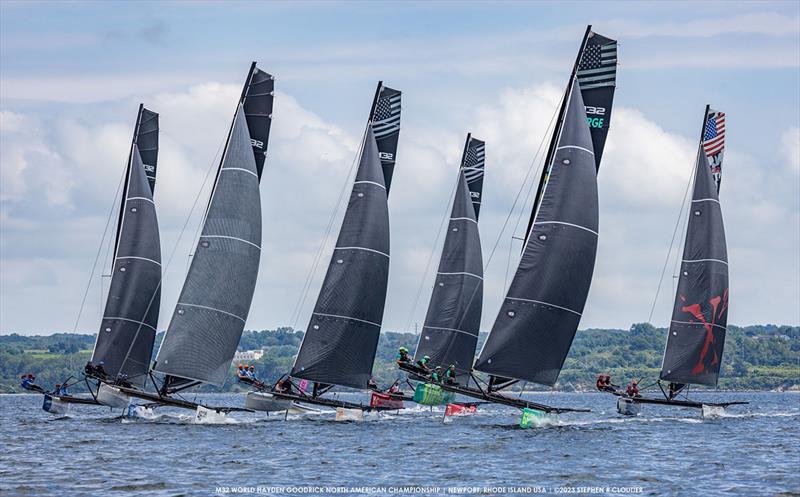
[234, 349, 264, 361]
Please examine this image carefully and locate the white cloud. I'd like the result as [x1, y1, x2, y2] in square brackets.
[782, 126, 800, 175]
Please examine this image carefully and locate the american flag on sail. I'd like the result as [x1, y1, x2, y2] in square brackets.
[462, 138, 485, 184]
[703, 109, 725, 191]
[576, 36, 617, 90]
[372, 88, 401, 139]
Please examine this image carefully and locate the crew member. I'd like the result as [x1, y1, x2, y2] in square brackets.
[416, 355, 432, 374]
[387, 380, 401, 394]
[626, 380, 640, 397]
[275, 378, 292, 394]
[445, 365, 458, 385]
[20, 374, 33, 390]
[396, 347, 412, 366]
[604, 375, 616, 390]
[431, 366, 443, 383]
[595, 374, 605, 391]
[236, 364, 247, 381]
[248, 365, 257, 380]
[54, 384, 63, 396]
[368, 377, 379, 390]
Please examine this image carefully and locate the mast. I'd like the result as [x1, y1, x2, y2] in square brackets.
[89, 105, 161, 388]
[414, 135, 485, 372]
[290, 84, 401, 391]
[153, 64, 274, 389]
[660, 105, 728, 387]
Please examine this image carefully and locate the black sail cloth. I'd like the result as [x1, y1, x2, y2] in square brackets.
[661, 110, 729, 387]
[414, 136, 484, 372]
[90, 106, 161, 389]
[475, 83, 598, 386]
[371, 85, 401, 193]
[154, 105, 262, 387]
[577, 31, 617, 172]
[291, 126, 390, 390]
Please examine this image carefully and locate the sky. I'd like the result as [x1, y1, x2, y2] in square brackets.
[1, 1, 798, 336]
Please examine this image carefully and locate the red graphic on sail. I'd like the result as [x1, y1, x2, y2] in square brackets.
[680, 289, 728, 375]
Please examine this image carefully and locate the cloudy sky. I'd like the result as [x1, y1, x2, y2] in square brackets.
[1, 1, 798, 336]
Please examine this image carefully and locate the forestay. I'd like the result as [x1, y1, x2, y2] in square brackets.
[90, 106, 161, 389]
[661, 107, 729, 387]
[414, 135, 485, 371]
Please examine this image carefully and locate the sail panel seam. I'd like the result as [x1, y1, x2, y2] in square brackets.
[102, 316, 157, 332]
[682, 258, 728, 265]
[534, 221, 598, 236]
[221, 167, 258, 179]
[557, 145, 595, 156]
[437, 271, 483, 280]
[127, 196, 154, 204]
[116, 256, 161, 266]
[450, 217, 478, 224]
[353, 180, 386, 190]
[671, 320, 727, 331]
[201, 234, 261, 250]
[176, 302, 246, 323]
[334, 246, 389, 258]
[422, 325, 479, 338]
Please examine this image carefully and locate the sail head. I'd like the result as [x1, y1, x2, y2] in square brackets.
[371, 84, 402, 193]
[577, 30, 617, 171]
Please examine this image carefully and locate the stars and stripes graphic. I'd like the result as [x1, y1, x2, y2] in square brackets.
[461, 139, 485, 184]
[372, 88, 401, 139]
[703, 109, 725, 191]
[703, 111, 726, 158]
[576, 36, 617, 90]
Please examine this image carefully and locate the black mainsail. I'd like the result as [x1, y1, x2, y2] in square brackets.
[414, 135, 485, 372]
[290, 83, 401, 392]
[89, 105, 161, 389]
[153, 63, 273, 389]
[661, 106, 729, 387]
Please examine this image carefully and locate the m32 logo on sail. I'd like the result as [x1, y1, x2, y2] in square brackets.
[379, 152, 394, 161]
[143, 164, 155, 173]
[585, 106, 606, 129]
[470, 191, 481, 199]
[250, 139, 264, 149]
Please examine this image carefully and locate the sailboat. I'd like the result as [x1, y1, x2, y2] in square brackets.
[108, 62, 275, 420]
[266, 82, 402, 419]
[22, 104, 161, 414]
[435, 26, 618, 425]
[607, 106, 747, 417]
[398, 135, 485, 408]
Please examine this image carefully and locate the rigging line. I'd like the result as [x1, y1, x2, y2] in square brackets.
[289, 126, 369, 330]
[647, 148, 699, 323]
[117, 135, 227, 378]
[72, 159, 127, 335]
[404, 169, 460, 336]
[455, 102, 559, 334]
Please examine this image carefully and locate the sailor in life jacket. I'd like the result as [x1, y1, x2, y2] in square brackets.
[396, 347, 412, 365]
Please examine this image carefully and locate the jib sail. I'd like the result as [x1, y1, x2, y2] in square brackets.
[154, 64, 273, 387]
[414, 135, 485, 372]
[90, 105, 161, 389]
[661, 106, 728, 387]
[291, 84, 401, 390]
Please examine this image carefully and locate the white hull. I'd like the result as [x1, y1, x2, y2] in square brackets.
[125, 404, 157, 419]
[617, 397, 641, 416]
[335, 407, 364, 422]
[96, 383, 131, 409]
[42, 395, 70, 415]
[245, 391, 294, 412]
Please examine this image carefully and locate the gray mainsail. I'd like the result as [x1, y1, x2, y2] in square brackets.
[474, 80, 598, 386]
[291, 126, 391, 390]
[90, 105, 161, 389]
[154, 64, 273, 387]
[414, 135, 485, 372]
[661, 106, 728, 387]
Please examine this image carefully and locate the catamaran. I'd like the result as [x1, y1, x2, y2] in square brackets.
[21, 104, 161, 415]
[259, 82, 402, 420]
[398, 134, 485, 408]
[606, 106, 747, 417]
[103, 62, 275, 421]
[432, 26, 618, 426]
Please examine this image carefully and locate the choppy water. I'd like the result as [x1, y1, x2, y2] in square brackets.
[1, 392, 798, 496]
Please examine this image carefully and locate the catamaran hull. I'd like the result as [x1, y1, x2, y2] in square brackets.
[616, 397, 641, 416]
[42, 394, 69, 415]
[245, 391, 294, 412]
[96, 383, 132, 409]
[125, 404, 158, 419]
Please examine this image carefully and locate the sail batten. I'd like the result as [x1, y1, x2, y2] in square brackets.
[414, 135, 485, 372]
[660, 106, 729, 387]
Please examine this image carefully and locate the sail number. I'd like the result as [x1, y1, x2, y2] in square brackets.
[379, 152, 394, 160]
[585, 106, 606, 129]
